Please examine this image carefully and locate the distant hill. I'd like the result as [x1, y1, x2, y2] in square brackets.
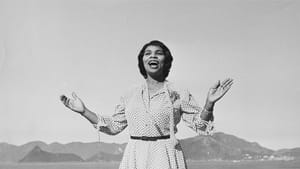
[0, 141, 47, 162]
[0, 132, 298, 162]
[273, 148, 300, 159]
[19, 146, 83, 163]
[180, 132, 274, 160]
[0, 141, 126, 162]
[45, 142, 126, 160]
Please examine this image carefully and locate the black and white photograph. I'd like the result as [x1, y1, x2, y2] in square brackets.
[0, 0, 299, 169]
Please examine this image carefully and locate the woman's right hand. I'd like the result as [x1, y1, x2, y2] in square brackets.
[60, 92, 86, 114]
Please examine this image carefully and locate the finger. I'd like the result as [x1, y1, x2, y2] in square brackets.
[224, 81, 233, 90]
[68, 100, 74, 109]
[60, 95, 66, 102]
[211, 80, 220, 89]
[220, 78, 231, 86]
[60, 95, 68, 104]
[66, 98, 71, 106]
[228, 80, 234, 86]
[219, 87, 230, 98]
[221, 78, 230, 84]
[222, 78, 232, 85]
[72, 92, 78, 99]
[221, 78, 233, 88]
[223, 79, 234, 88]
[222, 82, 233, 95]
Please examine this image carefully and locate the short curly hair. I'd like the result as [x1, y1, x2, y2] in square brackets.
[138, 40, 173, 80]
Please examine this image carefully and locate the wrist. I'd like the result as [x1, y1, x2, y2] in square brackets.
[204, 100, 215, 112]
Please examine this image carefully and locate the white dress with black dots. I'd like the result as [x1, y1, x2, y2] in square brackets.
[94, 81, 214, 169]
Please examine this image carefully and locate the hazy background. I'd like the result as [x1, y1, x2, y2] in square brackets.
[0, 0, 299, 150]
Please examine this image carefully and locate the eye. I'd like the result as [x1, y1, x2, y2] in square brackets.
[144, 52, 151, 56]
[155, 50, 164, 55]
[156, 51, 163, 55]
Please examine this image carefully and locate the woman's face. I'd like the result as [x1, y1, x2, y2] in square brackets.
[143, 45, 165, 78]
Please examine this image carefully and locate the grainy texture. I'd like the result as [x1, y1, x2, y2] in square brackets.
[1, 161, 300, 169]
[95, 82, 214, 168]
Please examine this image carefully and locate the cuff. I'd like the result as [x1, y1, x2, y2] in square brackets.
[194, 118, 215, 135]
[93, 113, 108, 130]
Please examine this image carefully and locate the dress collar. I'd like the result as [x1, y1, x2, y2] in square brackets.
[141, 80, 170, 110]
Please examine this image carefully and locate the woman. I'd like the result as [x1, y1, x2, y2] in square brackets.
[60, 40, 233, 169]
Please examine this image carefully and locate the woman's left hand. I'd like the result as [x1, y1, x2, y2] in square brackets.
[207, 78, 233, 104]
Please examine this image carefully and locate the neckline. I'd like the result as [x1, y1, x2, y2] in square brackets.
[144, 80, 168, 96]
[142, 80, 169, 110]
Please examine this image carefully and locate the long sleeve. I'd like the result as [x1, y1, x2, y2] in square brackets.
[93, 96, 128, 135]
[180, 89, 214, 135]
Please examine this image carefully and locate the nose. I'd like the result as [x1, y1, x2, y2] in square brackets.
[149, 54, 158, 59]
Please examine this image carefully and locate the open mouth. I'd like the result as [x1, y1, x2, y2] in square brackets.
[148, 60, 159, 69]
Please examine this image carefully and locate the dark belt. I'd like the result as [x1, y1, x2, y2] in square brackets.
[130, 135, 170, 141]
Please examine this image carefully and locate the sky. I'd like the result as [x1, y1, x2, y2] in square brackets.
[0, 0, 299, 150]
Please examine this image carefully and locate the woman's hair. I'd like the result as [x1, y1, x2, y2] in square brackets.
[138, 40, 173, 80]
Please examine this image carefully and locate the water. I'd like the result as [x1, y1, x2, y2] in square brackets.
[0, 160, 299, 169]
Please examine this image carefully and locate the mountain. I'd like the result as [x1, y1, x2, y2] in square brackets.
[0, 143, 18, 162]
[180, 132, 274, 160]
[0, 132, 298, 162]
[0, 141, 47, 162]
[45, 142, 126, 160]
[0, 141, 126, 162]
[19, 146, 83, 163]
[273, 148, 300, 159]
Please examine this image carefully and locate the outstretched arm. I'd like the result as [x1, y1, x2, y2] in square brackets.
[60, 92, 127, 135]
[180, 78, 233, 135]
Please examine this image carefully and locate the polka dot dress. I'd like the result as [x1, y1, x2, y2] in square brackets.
[94, 81, 214, 169]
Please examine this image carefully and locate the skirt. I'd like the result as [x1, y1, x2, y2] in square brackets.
[119, 138, 187, 169]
